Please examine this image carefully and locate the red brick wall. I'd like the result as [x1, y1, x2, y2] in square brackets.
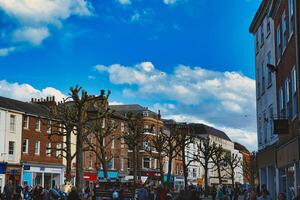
[21, 116, 63, 165]
[273, 0, 298, 143]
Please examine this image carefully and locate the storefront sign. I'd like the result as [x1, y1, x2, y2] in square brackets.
[23, 165, 30, 170]
[0, 162, 7, 174]
[83, 174, 97, 181]
[98, 170, 118, 179]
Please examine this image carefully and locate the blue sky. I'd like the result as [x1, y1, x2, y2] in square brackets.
[0, 0, 260, 150]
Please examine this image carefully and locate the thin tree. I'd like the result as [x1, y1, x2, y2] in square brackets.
[145, 127, 166, 183]
[69, 86, 91, 190]
[163, 123, 180, 190]
[211, 144, 226, 185]
[122, 112, 145, 181]
[84, 91, 117, 179]
[196, 137, 217, 197]
[223, 152, 242, 188]
[175, 124, 195, 190]
[47, 99, 77, 182]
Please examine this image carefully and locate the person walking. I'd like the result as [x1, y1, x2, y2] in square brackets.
[3, 180, 14, 200]
[68, 187, 80, 200]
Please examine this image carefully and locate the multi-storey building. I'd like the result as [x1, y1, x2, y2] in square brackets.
[269, 0, 300, 199]
[0, 99, 23, 191]
[190, 123, 244, 186]
[250, 0, 278, 198]
[251, 0, 300, 198]
[0, 96, 65, 189]
[110, 104, 163, 183]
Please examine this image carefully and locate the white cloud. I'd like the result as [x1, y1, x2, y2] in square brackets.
[13, 27, 50, 45]
[110, 101, 124, 105]
[0, 80, 66, 102]
[0, 0, 93, 55]
[0, 47, 16, 56]
[117, 0, 131, 5]
[164, 113, 257, 151]
[95, 62, 257, 149]
[163, 0, 177, 5]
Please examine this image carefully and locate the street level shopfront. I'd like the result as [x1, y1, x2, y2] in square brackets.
[21, 163, 64, 188]
[257, 144, 277, 199]
[276, 138, 300, 200]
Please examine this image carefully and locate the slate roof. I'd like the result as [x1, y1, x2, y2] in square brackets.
[110, 104, 158, 118]
[189, 123, 232, 141]
[0, 96, 49, 117]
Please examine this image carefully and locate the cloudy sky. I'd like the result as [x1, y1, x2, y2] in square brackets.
[0, 0, 260, 151]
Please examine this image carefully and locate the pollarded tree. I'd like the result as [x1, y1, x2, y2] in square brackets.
[211, 144, 226, 185]
[175, 124, 195, 191]
[163, 123, 181, 190]
[122, 112, 145, 181]
[146, 126, 167, 184]
[84, 90, 118, 179]
[47, 98, 77, 182]
[196, 137, 217, 197]
[223, 152, 242, 188]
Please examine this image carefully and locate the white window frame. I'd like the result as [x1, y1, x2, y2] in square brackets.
[35, 119, 41, 132]
[10, 115, 16, 133]
[285, 79, 290, 118]
[22, 139, 29, 154]
[289, 0, 295, 37]
[35, 141, 40, 155]
[23, 116, 29, 129]
[8, 141, 14, 155]
[56, 143, 62, 157]
[46, 120, 51, 134]
[276, 26, 282, 63]
[282, 11, 287, 52]
[46, 142, 51, 157]
[291, 67, 297, 117]
[279, 87, 284, 117]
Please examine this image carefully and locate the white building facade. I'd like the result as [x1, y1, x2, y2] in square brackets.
[0, 107, 23, 191]
[250, 0, 277, 198]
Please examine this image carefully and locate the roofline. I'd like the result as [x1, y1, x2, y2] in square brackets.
[0, 106, 25, 115]
[249, 0, 271, 33]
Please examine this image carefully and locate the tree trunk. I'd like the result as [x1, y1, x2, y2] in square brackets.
[159, 156, 164, 184]
[217, 166, 222, 185]
[100, 148, 108, 179]
[166, 152, 173, 190]
[75, 126, 84, 191]
[65, 133, 72, 182]
[132, 149, 137, 181]
[204, 165, 209, 197]
[182, 147, 188, 191]
[231, 174, 235, 188]
[137, 151, 141, 180]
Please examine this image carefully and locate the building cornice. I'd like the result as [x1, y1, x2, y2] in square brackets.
[249, 0, 272, 33]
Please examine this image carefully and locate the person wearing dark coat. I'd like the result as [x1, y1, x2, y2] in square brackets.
[68, 187, 80, 200]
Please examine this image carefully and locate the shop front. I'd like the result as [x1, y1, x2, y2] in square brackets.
[257, 144, 277, 199]
[277, 137, 300, 200]
[21, 163, 64, 188]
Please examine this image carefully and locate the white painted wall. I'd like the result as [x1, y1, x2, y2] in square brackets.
[0, 108, 23, 164]
[254, 15, 278, 150]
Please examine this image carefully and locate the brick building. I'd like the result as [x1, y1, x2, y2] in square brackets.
[251, 0, 300, 198]
[110, 104, 163, 183]
[269, 0, 300, 198]
[0, 96, 65, 188]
